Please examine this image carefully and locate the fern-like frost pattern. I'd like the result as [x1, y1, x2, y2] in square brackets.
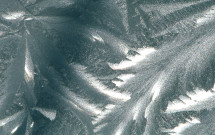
[0, 0, 215, 135]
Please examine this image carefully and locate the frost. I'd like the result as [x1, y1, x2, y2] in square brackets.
[2, 12, 25, 20]
[1, 0, 215, 134]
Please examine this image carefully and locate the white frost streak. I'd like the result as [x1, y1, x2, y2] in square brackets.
[109, 48, 155, 70]
[2, 12, 25, 20]
[0, 111, 24, 127]
[11, 125, 20, 134]
[90, 33, 104, 43]
[24, 43, 34, 83]
[72, 96, 102, 115]
[145, 74, 165, 118]
[33, 107, 56, 121]
[132, 98, 145, 120]
[94, 123, 108, 133]
[114, 121, 127, 135]
[163, 117, 200, 135]
[151, 78, 163, 101]
[196, 6, 215, 26]
[90, 30, 129, 55]
[30, 122, 34, 128]
[73, 65, 130, 101]
[166, 86, 215, 113]
[93, 104, 115, 125]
